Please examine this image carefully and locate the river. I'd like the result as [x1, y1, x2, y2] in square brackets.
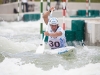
[0, 20, 100, 75]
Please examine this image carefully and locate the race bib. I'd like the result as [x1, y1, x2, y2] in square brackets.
[48, 38, 60, 49]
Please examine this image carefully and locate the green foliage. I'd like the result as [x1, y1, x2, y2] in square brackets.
[0, 0, 2, 4]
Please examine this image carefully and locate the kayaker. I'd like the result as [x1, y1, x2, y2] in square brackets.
[43, 7, 67, 49]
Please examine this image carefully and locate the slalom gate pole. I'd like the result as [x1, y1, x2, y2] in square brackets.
[86, 0, 89, 16]
[17, 0, 20, 21]
[88, 0, 91, 16]
[40, 0, 51, 39]
[62, 0, 67, 30]
[40, 0, 43, 40]
[89, 0, 91, 9]
[47, 0, 51, 11]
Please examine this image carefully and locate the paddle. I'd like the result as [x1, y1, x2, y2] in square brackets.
[36, 11, 53, 54]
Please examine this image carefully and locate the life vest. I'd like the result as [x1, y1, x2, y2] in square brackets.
[48, 26, 66, 49]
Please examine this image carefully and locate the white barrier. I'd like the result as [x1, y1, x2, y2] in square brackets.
[85, 20, 100, 45]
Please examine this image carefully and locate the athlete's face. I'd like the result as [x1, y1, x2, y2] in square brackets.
[50, 24, 58, 32]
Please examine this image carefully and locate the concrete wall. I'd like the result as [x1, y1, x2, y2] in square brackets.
[0, 2, 35, 14]
[85, 20, 100, 46]
[0, 2, 19, 14]
[0, 2, 100, 21]
[0, 2, 100, 14]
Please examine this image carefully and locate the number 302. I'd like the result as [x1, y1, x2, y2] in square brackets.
[49, 41, 60, 47]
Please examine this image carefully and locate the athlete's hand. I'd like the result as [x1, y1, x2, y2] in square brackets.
[49, 7, 55, 11]
[44, 31, 50, 36]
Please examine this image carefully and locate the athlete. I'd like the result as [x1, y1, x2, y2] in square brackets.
[43, 7, 67, 49]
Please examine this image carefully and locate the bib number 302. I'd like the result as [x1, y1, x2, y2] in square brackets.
[49, 41, 60, 47]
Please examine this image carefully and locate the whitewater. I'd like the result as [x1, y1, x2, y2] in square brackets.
[0, 20, 100, 75]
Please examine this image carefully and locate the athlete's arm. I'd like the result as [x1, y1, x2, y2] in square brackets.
[44, 31, 62, 37]
[43, 11, 50, 25]
[43, 7, 55, 25]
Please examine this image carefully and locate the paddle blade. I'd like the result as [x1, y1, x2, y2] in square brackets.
[36, 43, 45, 54]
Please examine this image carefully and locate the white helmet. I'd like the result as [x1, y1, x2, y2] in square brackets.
[49, 17, 58, 25]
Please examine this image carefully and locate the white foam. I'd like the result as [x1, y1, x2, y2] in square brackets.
[0, 21, 100, 75]
[0, 21, 46, 53]
[0, 36, 37, 53]
[0, 58, 100, 75]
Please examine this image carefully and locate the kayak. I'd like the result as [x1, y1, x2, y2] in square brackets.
[44, 46, 75, 55]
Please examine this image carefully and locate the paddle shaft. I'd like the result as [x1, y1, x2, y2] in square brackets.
[36, 10, 53, 54]
[42, 10, 53, 43]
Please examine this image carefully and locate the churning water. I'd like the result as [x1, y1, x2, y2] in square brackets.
[0, 20, 100, 75]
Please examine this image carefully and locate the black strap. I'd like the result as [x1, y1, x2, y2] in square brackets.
[54, 26, 59, 32]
